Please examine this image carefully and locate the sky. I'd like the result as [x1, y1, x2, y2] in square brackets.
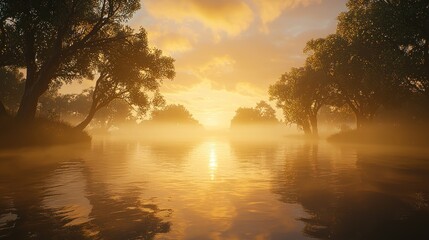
[67, 0, 348, 129]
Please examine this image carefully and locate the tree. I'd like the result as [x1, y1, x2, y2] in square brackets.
[338, 0, 429, 101]
[255, 101, 277, 122]
[37, 83, 64, 119]
[150, 104, 200, 126]
[230, 101, 278, 127]
[269, 0, 428, 134]
[305, 34, 401, 128]
[75, 28, 174, 130]
[269, 66, 332, 136]
[0, 67, 24, 116]
[0, 0, 141, 120]
[329, 0, 428, 127]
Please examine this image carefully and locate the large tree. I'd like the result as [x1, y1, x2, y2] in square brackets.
[305, 34, 402, 128]
[0, 0, 140, 120]
[338, 0, 429, 101]
[75, 28, 174, 130]
[269, 66, 332, 136]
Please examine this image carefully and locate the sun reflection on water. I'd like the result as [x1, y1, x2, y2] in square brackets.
[209, 143, 217, 181]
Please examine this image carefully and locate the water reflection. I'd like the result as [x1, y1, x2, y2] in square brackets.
[209, 143, 217, 181]
[272, 143, 429, 239]
[0, 145, 170, 239]
[230, 140, 280, 166]
[1, 139, 429, 239]
[147, 140, 198, 168]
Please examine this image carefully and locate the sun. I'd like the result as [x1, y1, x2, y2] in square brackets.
[202, 115, 222, 129]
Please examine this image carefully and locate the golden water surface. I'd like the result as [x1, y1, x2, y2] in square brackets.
[1, 137, 429, 239]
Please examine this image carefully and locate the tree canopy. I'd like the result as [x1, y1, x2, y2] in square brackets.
[150, 104, 200, 126]
[231, 101, 278, 127]
[269, 0, 429, 134]
[269, 66, 332, 136]
[74, 28, 175, 130]
[0, 0, 176, 133]
[0, 0, 142, 120]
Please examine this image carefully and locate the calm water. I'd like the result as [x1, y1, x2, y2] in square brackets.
[1, 137, 429, 239]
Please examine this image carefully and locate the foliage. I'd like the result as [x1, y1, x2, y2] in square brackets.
[231, 101, 278, 127]
[0, 67, 24, 114]
[74, 28, 175, 130]
[338, 0, 429, 99]
[304, 34, 397, 128]
[269, 66, 331, 136]
[150, 104, 200, 126]
[0, 0, 141, 120]
[271, 0, 429, 135]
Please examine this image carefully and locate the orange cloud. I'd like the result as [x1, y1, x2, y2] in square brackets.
[129, 0, 347, 128]
[144, 0, 254, 36]
[148, 29, 194, 54]
[199, 55, 236, 76]
[253, 0, 322, 27]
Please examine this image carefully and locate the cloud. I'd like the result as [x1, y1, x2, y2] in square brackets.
[144, 0, 254, 36]
[148, 29, 194, 55]
[253, 0, 322, 27]
[130, 0, 348, 128]
[199, 55, 236, 76]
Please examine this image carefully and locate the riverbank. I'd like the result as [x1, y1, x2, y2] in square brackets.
[327, 125, 429, 147]
[0, 117, 91, 148]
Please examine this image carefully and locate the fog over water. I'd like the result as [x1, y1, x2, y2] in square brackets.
[1, 131, 429, 239]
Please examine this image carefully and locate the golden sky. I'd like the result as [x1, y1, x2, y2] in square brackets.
[65, 0, 347, 129]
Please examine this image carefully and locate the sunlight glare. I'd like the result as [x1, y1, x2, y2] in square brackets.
[209, 143, 218, 181]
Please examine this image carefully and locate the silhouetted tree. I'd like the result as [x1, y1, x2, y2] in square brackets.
[150, 104, 200, 126]
[0, 0, 141, 120]
[318, 105, 355, 130]
[0, 67, 24, 116]
[230, 101, 278, 127]
[37, 83, 64, 119]
[47, 91, 137, 130]
[255, 101, 277, 122]
[269, 66, 332, 136]
[272, 0, 429, 132]
[338, 0, 429, 102]
[305, 34, 401, 128]
[75, 29, 174, 130]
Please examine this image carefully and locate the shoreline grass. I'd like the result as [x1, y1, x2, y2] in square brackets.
[0, 117, 91, 149]
[327, 125, 429, 147]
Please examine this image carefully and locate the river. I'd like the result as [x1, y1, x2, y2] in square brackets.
[1, 136, 429, 239]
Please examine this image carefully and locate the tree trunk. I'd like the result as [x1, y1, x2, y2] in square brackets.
[301, 120, 312, 137]
[15, 89, 40, 121]
[310, 115, 318, 137]
[16, 68, 55, 121]
[0, 100, 7, 117]
[355, 113, 364, 130]
[75, 106, 97, 131]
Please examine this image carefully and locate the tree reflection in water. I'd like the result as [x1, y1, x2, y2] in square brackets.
[0, 157, 170, 240]
[272, 143, 429, 240]
[148, 140, 198, 168]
